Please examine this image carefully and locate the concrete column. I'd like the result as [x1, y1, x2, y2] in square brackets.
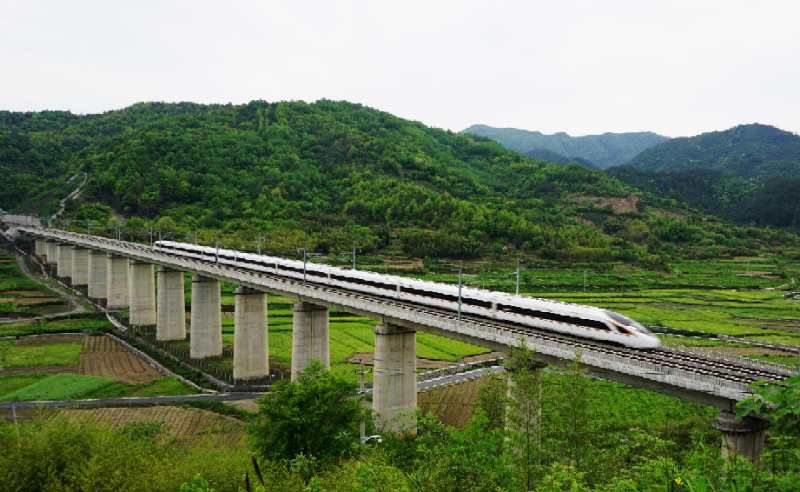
[70, 247, 89, 288]
[87, 250, 108, 302]
[56, 244, 73, 283]
[45, 241, 58, 275]
[128, 260, 156, 327]
[156, 267, 186, 341]
[233, 287, 268, 381]
[106, 254, 129, 310]
[291, 302, 330, 381]
[34, 239, 44, 258]
[190, 275, 222, 359]
[372, 322, 417, 434]
[713, 411, 768, 463]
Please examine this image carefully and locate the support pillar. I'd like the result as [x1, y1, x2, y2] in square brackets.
[106, 254, 129, 310]
[190, 275, 222, 359]
[87, 250, 108, 303]
[156, 267, 186, 341]
[291, 301, 329, 381]
[45, 241, 58, 274]
[56, 244, 73, 284]
[233, 287, 268, 381]
[70, 247, 89, 292]
[128, 260, 156, 327]
[713, 411, 768, 463]
[34, 239, 44, 258]
[372, 322, 417, 434]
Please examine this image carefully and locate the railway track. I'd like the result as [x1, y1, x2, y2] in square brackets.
[23, 228, 792, 389]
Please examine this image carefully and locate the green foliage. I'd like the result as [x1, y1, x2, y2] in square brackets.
[738, 375, 800, 435]
[0, 373, 117, 401]
[248, 361, 366, 463]
[3, 100, 788, 261]
[0, 416, 246, 491]
[614, 124, 800, 229]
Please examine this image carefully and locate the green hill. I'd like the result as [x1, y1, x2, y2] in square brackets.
[613, 124, 800, 228]
[0, 101, 792, 261]
[462, 124, 668, 169]
[626, 123, 800, 177]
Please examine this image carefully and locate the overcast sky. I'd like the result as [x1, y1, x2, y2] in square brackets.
[2, 1, 798, 137]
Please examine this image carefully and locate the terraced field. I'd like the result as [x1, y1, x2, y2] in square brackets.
[51, 406, 245, 444]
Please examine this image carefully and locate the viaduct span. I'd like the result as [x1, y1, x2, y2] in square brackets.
[7, 223, 792, 461]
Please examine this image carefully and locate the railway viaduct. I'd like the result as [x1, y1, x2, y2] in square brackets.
[4, 220, 792, 462]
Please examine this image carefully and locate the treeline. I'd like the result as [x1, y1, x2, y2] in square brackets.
[1, 101, 796, 261]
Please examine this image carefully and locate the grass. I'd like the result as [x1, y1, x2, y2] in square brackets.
[0, 340, 83, 368]
[0, 374, 197, 401]
[0, 317, 113, 337]
[0, 374, 118, 401]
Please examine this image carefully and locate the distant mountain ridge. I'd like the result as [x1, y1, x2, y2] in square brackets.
[612, 123, 800, 228]
[626, 123, 800, 178]
[462, 124, 668, 169]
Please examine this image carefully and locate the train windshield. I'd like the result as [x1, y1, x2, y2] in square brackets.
[605, 310, 651, 334]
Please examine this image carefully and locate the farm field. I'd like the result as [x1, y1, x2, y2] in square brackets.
[0, 244, 69, 319]
[0, 333, 195, 401]
[50, 405, 246, 445]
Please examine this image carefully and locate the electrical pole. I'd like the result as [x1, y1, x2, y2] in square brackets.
[515, 257, 521, 296]
[257, 235, 263, 255]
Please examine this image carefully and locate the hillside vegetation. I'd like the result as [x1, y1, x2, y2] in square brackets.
[612, 124, 800, 228]
[0, 102, 793, 261]
[462, 124, 668, 169]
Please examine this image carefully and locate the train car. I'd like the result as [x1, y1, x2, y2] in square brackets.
[153, 240, 660, 349]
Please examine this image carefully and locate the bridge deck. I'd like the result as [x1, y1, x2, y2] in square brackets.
[13, 226, 793, 411]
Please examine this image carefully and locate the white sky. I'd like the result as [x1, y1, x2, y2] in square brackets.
[1, 1, 798, 137]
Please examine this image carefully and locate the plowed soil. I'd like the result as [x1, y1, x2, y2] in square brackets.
[79, 335, 161, 384]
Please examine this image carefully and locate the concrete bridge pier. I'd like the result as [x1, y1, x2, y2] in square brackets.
[45, 241, 58, 274]
[128, 260, 156, 328]
[291, 301, 330, 381]
[106, 255, 129, 309]
[70, 247, 89, 294]
[34, 239, 44, 259]
[372, 322, 417, 435]
[55, 244, 73, 285]
[87, 250, 108, 305]
[190, 275, 222, 359]
[713, 411, 769, 463]
[156, 267, 186, 341]
[233, 287, 269, 381]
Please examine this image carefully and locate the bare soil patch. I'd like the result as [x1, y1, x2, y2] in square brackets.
[52, 406, 245, 444]
[79, 335, 161, 385]
[15, 334, 83, 346]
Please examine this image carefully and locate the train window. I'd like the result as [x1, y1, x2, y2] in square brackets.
[331, 274, 395, 291]
[402, 286, 458, 303]
[498, 303, 610, 331]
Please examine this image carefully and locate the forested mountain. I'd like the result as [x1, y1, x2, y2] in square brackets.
[0, 101, 792, 261]
[523, 148, 595, 168]
[626, 124, 800, 177]
[612, 124, 800, 229]
[462, 124, 668, 169]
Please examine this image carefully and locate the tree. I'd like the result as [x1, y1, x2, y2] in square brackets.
[504, 345, 545, 491]
[248, 361, 367, 463]
[738, 375, 800, 436]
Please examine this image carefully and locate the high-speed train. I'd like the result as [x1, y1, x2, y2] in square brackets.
[153, 241, 661, 349]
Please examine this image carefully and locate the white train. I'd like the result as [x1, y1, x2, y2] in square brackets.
[153, 241, 661, 349]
